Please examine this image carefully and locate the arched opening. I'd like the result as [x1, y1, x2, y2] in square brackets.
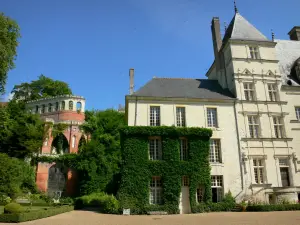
[61, 101, 65, 110]
[48, 103, 52, 112]
[48, 163, 67, 198]
[76, 102, 82, 111]
[78, 135, 86, 153]
[41, 105, 46, 113]
[51, 134, 69, 155]
[69, 101, 73, 110]
[35, 105, 39, 114]
[55, 102, 59, 111]
[71, 135, 76, 148]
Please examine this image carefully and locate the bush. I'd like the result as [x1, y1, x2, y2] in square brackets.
[247, 204, 300, 212]
[4, 203, 24, 214]
[0, 205, 73, 223]
[74, 192, 119, 214]
[193, 202, 236, 213]
[59, 197, 74, 205]
[0, 195, 11, 205]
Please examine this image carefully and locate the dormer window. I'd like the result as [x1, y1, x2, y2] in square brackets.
[249, 46, 260, 59]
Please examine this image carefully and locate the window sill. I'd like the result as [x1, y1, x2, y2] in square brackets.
[210, 163, 224, 167]
[241, 137, 293, 141]
[238, 100, 288, 105]
[208, 127, 221, 131]
[251, 183, 272, 188]
[290, 120, 300, 123]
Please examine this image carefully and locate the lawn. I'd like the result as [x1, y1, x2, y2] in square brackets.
[0, 205, 48, 214]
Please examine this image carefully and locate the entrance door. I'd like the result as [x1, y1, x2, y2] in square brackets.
[179, 176, 191, 214]
[280, 167, 290, 187]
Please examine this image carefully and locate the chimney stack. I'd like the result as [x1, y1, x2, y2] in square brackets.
[129, 68, 134, 95]
[211, 17, 222, 69]
[288, 26, 300, 41]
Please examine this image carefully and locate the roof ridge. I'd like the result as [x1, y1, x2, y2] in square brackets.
[153, 77, 197, 80]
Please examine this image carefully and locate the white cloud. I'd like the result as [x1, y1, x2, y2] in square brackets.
[1, 92, 14, 102]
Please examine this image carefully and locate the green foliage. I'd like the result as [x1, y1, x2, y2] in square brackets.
[193, 202, 236, 213]
[0, 153, 36, 198]
[0, 101, 45, 158]
[0, 13, 20, 95]
[59, 197, 74, 205]
[74, 192, 119, 214]
[246, 204, 300, 212]
[118, 126, 212, 214]
[11, 74, 72, 101]
[222, 191, 235, 204]
[4, 203, 23, 214]
[0, 205, 74, 223]
[0, 195, 11, 205]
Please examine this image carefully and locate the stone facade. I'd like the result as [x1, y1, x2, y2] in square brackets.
[26, 95, 86, 197]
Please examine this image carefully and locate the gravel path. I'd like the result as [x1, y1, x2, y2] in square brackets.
[1, 210, 300, 225]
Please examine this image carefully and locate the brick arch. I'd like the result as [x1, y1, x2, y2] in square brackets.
[50, 133, 69, 154]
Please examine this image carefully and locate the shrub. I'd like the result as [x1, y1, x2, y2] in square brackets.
[74, 192, 119, 214]
[0, 195, 11, 205]
[4, 203, 24, 214]
[193, 202, 236, 213]
[247, 204, 300, 212]
[59, 197, 74, 205]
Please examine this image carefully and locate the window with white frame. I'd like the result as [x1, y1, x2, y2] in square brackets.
[207, 108, 218, 127]
[209, 139, 221, 163]
[267, 84, 278, 101]
[149, 138, 162, 160]
[176, 107, 186, 127]
[196, 185, 205, 203]
[249, 46, 260, 59]
[253, 159, 265, 184]
[150, 176, 162, 205]
[150, 106, 160, 126]
[211, 176, 223, 202]
[48, 103, 52, 112]
[248, 115, 260, 138]
[180, 138, 188, 161]
[279, 158, 290, 187]
[244, 83, 255, 101]
[273, 116, 284, 138]
[295, 107, 300, 121]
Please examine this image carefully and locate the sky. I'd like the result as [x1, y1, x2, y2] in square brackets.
[1, 0, 299, 110]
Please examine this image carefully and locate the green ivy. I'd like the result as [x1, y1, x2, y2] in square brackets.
[118, 126, 212, 214]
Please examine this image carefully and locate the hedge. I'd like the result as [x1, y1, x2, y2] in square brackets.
[0, 205, 74, 223]
[118, 126, 212, 214]
[247, 204, 300, 212]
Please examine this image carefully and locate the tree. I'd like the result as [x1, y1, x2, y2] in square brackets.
[0, 13, 20, 95]
[11, 75, 72, 101]
[0, 101, 45, 159]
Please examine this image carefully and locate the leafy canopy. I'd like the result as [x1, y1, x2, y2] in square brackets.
[12, 75, 72, 101]
[0, 13, 20, 95]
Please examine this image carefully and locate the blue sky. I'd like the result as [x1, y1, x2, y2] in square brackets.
[1, 0, 299, 110]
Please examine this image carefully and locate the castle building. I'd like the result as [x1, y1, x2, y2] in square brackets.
[26, 95, 86, 197]
[125, 8, 300, 213]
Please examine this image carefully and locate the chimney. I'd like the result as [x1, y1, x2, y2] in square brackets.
[288, 26, 300, 41]
[129, 68, 134, 95]
[211, 17, 222, 69]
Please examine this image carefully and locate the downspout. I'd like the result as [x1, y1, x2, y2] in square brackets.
[234, 99, 244, 190]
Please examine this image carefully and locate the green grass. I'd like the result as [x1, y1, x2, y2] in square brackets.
[0, 205, 48, 214]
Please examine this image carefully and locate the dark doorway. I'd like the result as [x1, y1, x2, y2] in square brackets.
[212, 188, 218, 203]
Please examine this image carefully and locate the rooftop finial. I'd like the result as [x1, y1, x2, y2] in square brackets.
[234, 0, 238, 13]
[271, 29, 275, 41]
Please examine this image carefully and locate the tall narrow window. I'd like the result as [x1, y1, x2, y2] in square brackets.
[295, 107, 300, 121]
[268, 84, 278, 101]
[35, 105, 39, 114]
[180, 138, 188, 161]
[253, 159, 265, 184]
[69, 101, 73, 110]
[248, 115, 260, 138]
[76, 102, 82, 111]
[61, 101, 65, 110]
[149, 138, 162, 160]
[209, 140, 221, 163]
[279, 158, 290, 187]
[150, 106, 160, 126]
[41, 105, 45, 114]
[182, 176, 189, 186]
[273, 116, 284, 138]
[72, 135, 76, 148]
[211, 176, 223, 202]
[207, 108, 218, 127]
[48, 103, 52, 112]
[244, 83, 255, 101]
[55, 102, 59, 111]
[196, 185, 205, 203]
[150, 177, 162, 205]
[249, 46, 260, 59]
[176, 107, 186, 127]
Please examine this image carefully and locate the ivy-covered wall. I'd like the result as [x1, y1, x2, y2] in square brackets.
[118, 126, 212, 214]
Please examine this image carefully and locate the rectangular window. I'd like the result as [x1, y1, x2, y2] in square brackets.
[244, 83, 255, 101]
[150, 106, 160, 126]
[180, 138, 188, 161]
[273, 116, 284, 138]
[182, 176, 189, 186]
[268, 84, 278, 101]
[253, 159, 265, 184]
[196, 185, 205, 203]
[150, 177, 162, 205]
[248, 115, 260, 138]
[295, 107, 300, 121]
[209, 140, 221, 163]
[176, 107, 186, 127]
[249, 46, 260, 59]
[207, 108, 218, 127]
[211, 176, 223, 202]
[149, 138, 162, 160]
[279, 159, 290, 187]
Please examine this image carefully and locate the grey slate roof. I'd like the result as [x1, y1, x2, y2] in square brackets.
[275, 39, 300, 86]
[132, 78, 235, 100]
[223, 13, 268, 43]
